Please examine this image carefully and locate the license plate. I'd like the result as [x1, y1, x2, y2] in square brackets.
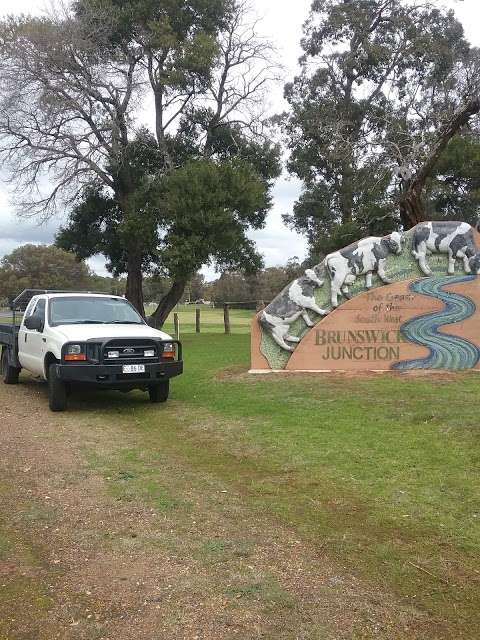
[122, 364, 145, 374]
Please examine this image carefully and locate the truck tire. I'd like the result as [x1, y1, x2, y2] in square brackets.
[48, 363, 67, 412]
[1, 348, 20, 385]
[148, 381, 169, 403]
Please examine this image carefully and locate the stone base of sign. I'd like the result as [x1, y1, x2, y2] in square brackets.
[251, 276, 480, 372]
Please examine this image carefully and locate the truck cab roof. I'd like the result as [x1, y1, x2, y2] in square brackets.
[11, 289, 124, 311]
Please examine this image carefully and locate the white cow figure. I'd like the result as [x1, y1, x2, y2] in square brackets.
[259, 267, 328, 352]
[411, 221, 480, 275]
[325, 232, 404, 307]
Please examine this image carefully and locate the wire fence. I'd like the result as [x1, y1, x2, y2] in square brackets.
[162, 302, 260, 338]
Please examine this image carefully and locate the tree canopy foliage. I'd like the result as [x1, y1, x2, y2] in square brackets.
[0, 244, 91, 303]
[428, 132, 480, 221]
[281, 0, 480, 260]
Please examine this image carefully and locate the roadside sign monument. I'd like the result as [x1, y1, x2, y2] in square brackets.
[251, 221, 480, 372]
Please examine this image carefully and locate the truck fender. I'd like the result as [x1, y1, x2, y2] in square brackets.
[2, 345, 20, 370]
[44, 352, 59, 380]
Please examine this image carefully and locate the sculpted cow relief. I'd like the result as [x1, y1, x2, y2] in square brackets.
[259, 266, 328, 352]
[259, 231, 405, 351]
[254, 220, 480, 369]
[324, 231, 404, 307]
[411, 221, 480, 276]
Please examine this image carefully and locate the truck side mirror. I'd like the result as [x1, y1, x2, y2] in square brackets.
[24, 315, 44, 332]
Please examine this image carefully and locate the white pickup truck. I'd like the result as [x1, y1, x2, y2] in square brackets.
[0, 290, 183, 411]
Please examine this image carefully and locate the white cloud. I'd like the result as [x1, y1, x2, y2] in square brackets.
[0, 210, 64, 244]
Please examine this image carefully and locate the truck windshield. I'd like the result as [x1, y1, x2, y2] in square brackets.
[49, 297, 144, 326]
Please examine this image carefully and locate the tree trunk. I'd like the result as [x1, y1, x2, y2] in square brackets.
[399, 97, 480, 229]
[116, 182, 146, 316]
[125, 253, 145, 317]
[148, 278, 187, 328]
[399, 180, 425, 229]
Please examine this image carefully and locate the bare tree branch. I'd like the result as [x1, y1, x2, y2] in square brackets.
[0, 8, 141, 217]
[204, 1, 281, 154]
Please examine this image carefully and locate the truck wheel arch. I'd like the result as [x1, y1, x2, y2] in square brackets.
[44, 352, 59, 379]
[1, 347, 20, 384]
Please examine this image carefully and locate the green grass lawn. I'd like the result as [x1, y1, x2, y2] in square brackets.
[130, 331, 480, 633]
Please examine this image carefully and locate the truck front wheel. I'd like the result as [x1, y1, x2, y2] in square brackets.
[148, 381, 169, 403]
[1, 348, 20, 385]
[48, 363, 67, 412]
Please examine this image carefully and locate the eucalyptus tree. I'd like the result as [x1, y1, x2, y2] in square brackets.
[281, 0, 479, 259]
[0, 0, 280, 320]
[383, 46, 480, 227]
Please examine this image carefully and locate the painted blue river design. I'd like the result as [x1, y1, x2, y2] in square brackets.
[393, 275, 480, 370]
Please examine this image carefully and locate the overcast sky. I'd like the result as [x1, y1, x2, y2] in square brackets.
[0, 0, 479, 278]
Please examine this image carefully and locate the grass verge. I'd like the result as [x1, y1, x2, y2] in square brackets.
[104, 332, 480, 634]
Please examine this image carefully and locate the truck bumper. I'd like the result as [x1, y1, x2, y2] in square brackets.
[55, 360, 183, 388]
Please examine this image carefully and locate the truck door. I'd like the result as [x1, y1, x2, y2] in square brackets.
[18, 298, 47, 376]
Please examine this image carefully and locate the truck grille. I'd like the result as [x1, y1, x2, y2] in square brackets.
[102, 339, 158, 364]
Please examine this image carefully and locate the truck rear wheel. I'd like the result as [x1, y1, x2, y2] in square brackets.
[1, 348, 20, 385]
[48, 363, 67, 412]
[148, 381, 169, 403]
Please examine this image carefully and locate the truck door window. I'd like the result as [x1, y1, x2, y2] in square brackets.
[31, 299, 46, 325]
[24, 299, 37, 317]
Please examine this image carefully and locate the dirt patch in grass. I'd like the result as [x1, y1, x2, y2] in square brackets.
[215, 364, 251, 381]
[217, 363, 476, 386]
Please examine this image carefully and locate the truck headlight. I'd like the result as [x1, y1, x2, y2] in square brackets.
[68, 344, 82, 354]
[144, 349, 155, 357]
[65, 344, 87, 361]
[107, 350, 120, 359]
[162, 342, 176, 359]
